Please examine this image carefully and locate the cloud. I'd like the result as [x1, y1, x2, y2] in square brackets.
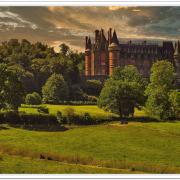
[0, 10, 38, 30]
[0, 6, 180, 52]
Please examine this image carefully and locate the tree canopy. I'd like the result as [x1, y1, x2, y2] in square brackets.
[98, 65, 146, 119]
[42, 73, 69, 104]
[145, 60, 177, 120]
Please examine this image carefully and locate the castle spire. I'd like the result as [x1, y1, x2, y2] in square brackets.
[111, 30, 119, 45]
[87, 36, 92, 49]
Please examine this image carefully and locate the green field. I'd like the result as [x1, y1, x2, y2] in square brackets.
[0, 154, 139, 174]
[0, 109, 180, 174]
[19, 104, 144, 118]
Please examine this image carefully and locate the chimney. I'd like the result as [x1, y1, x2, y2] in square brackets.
[85, 36, 88, 49]
[109, 28, 112, 44]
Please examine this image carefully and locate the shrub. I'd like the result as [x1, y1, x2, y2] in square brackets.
[86, 95, 97, 102]
[64, 107, 76, 125]
[25, 92, 41, 105]
[169, 90, 180, 118]
[19, 114, 57, 125]
[80, 112, 94, 125]
[37, 107, 49, 114]
[3, 110, 20, 124]
[0, 112, 58, 126]
[83, 80, 102, 96]
[56, 111, 66, 124]
[69, 84, 85, 101]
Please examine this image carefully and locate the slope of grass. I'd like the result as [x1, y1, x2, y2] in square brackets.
[0, 121, 179, 173]
[0, 154, 139, 174]
[19, 104, 145, 119]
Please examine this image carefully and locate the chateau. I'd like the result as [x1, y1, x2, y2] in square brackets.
[85, 28, 180, 85]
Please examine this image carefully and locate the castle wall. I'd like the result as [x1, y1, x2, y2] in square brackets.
[84, 29, 179, 81]
[109, 49, 119, 76]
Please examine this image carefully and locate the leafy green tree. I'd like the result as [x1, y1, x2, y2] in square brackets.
[83, 80, 102, 96]
[145, 60, 176, 120]
[25, 92, 41, 105]
[8, 64, 35, 93]
[98, 65, 146, 119]
[0, 63, 8, 108]
[169, 90, 180, 118]
[0, 63, 24, 110]
[0, 39, 84, 102]
[42, 73, 69, 104]
[59, 43, 70, 56]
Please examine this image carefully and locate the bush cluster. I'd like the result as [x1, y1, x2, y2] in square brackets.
[58, 107, 110, 125]
[25, 92, 42, 105]
[0, 111, 58, 125]
[0, 109, 110, 126]
[37, 107, 49, 114]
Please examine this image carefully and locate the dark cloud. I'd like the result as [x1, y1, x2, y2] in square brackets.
[0, 6, 180, 51]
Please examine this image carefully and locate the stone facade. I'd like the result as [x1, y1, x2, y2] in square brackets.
[85, 28, 180, 85]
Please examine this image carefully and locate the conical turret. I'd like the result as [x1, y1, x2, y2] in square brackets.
[108, 30, 119, 76]
[111, 30, 119, 45]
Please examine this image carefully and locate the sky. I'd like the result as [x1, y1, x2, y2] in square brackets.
[0, 6, 180, 52]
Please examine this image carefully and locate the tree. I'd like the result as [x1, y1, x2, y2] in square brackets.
[59, 43, 70, 56]
[145, 60, 176, 120]
[169, 90, 180, 118]
[25, 92, 41, 105]
[42, 73, 69, 104]
[83, 80, 102, 96]
[98, 65, 146, 119]
[0, 63, 24, 110]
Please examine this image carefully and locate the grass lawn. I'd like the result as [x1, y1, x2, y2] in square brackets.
[19, 104, 145, 119]
[0, 121, 180, 173]
[0, 154, 139, 174]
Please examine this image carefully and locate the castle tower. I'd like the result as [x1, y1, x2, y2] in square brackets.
[108, 30, 119, 76]
[85, 36, 92, 76]
[174, 41, 180, 86]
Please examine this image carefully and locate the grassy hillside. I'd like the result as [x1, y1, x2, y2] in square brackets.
[0, 121, 180, 173]
[0, 154, 139, 174]
[19, 104, 145, 118]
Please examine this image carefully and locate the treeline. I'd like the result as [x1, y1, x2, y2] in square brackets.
[98, 61, 180, 120]
[0, 39, 102, 110]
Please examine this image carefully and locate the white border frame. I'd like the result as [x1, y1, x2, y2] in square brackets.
[0, 1, 179, 179]
[0, 0, 180, 6]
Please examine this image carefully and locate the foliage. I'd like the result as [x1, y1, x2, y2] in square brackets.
[25, 92, 41, 105]
[56, 111, 65, 125]
[0, 63, 24, 110]
[37, 107, 49, 114]
[42, 73, 69, 104]
[83, 80, 102, 96]
[0, 111, 57, 125]
[98, 65, 146, 118]
[69, 84, 86, 101]
[59, 43, 70, 56]
[145, 60, 177, 120]
[63, 107, 76, 125]
[169, 90, 180, 118]
[0, 39, 84, 100]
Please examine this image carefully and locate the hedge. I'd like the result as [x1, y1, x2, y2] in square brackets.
[0, 111, 58, 125]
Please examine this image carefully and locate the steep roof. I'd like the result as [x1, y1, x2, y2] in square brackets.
[111, 30, 119, 45]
